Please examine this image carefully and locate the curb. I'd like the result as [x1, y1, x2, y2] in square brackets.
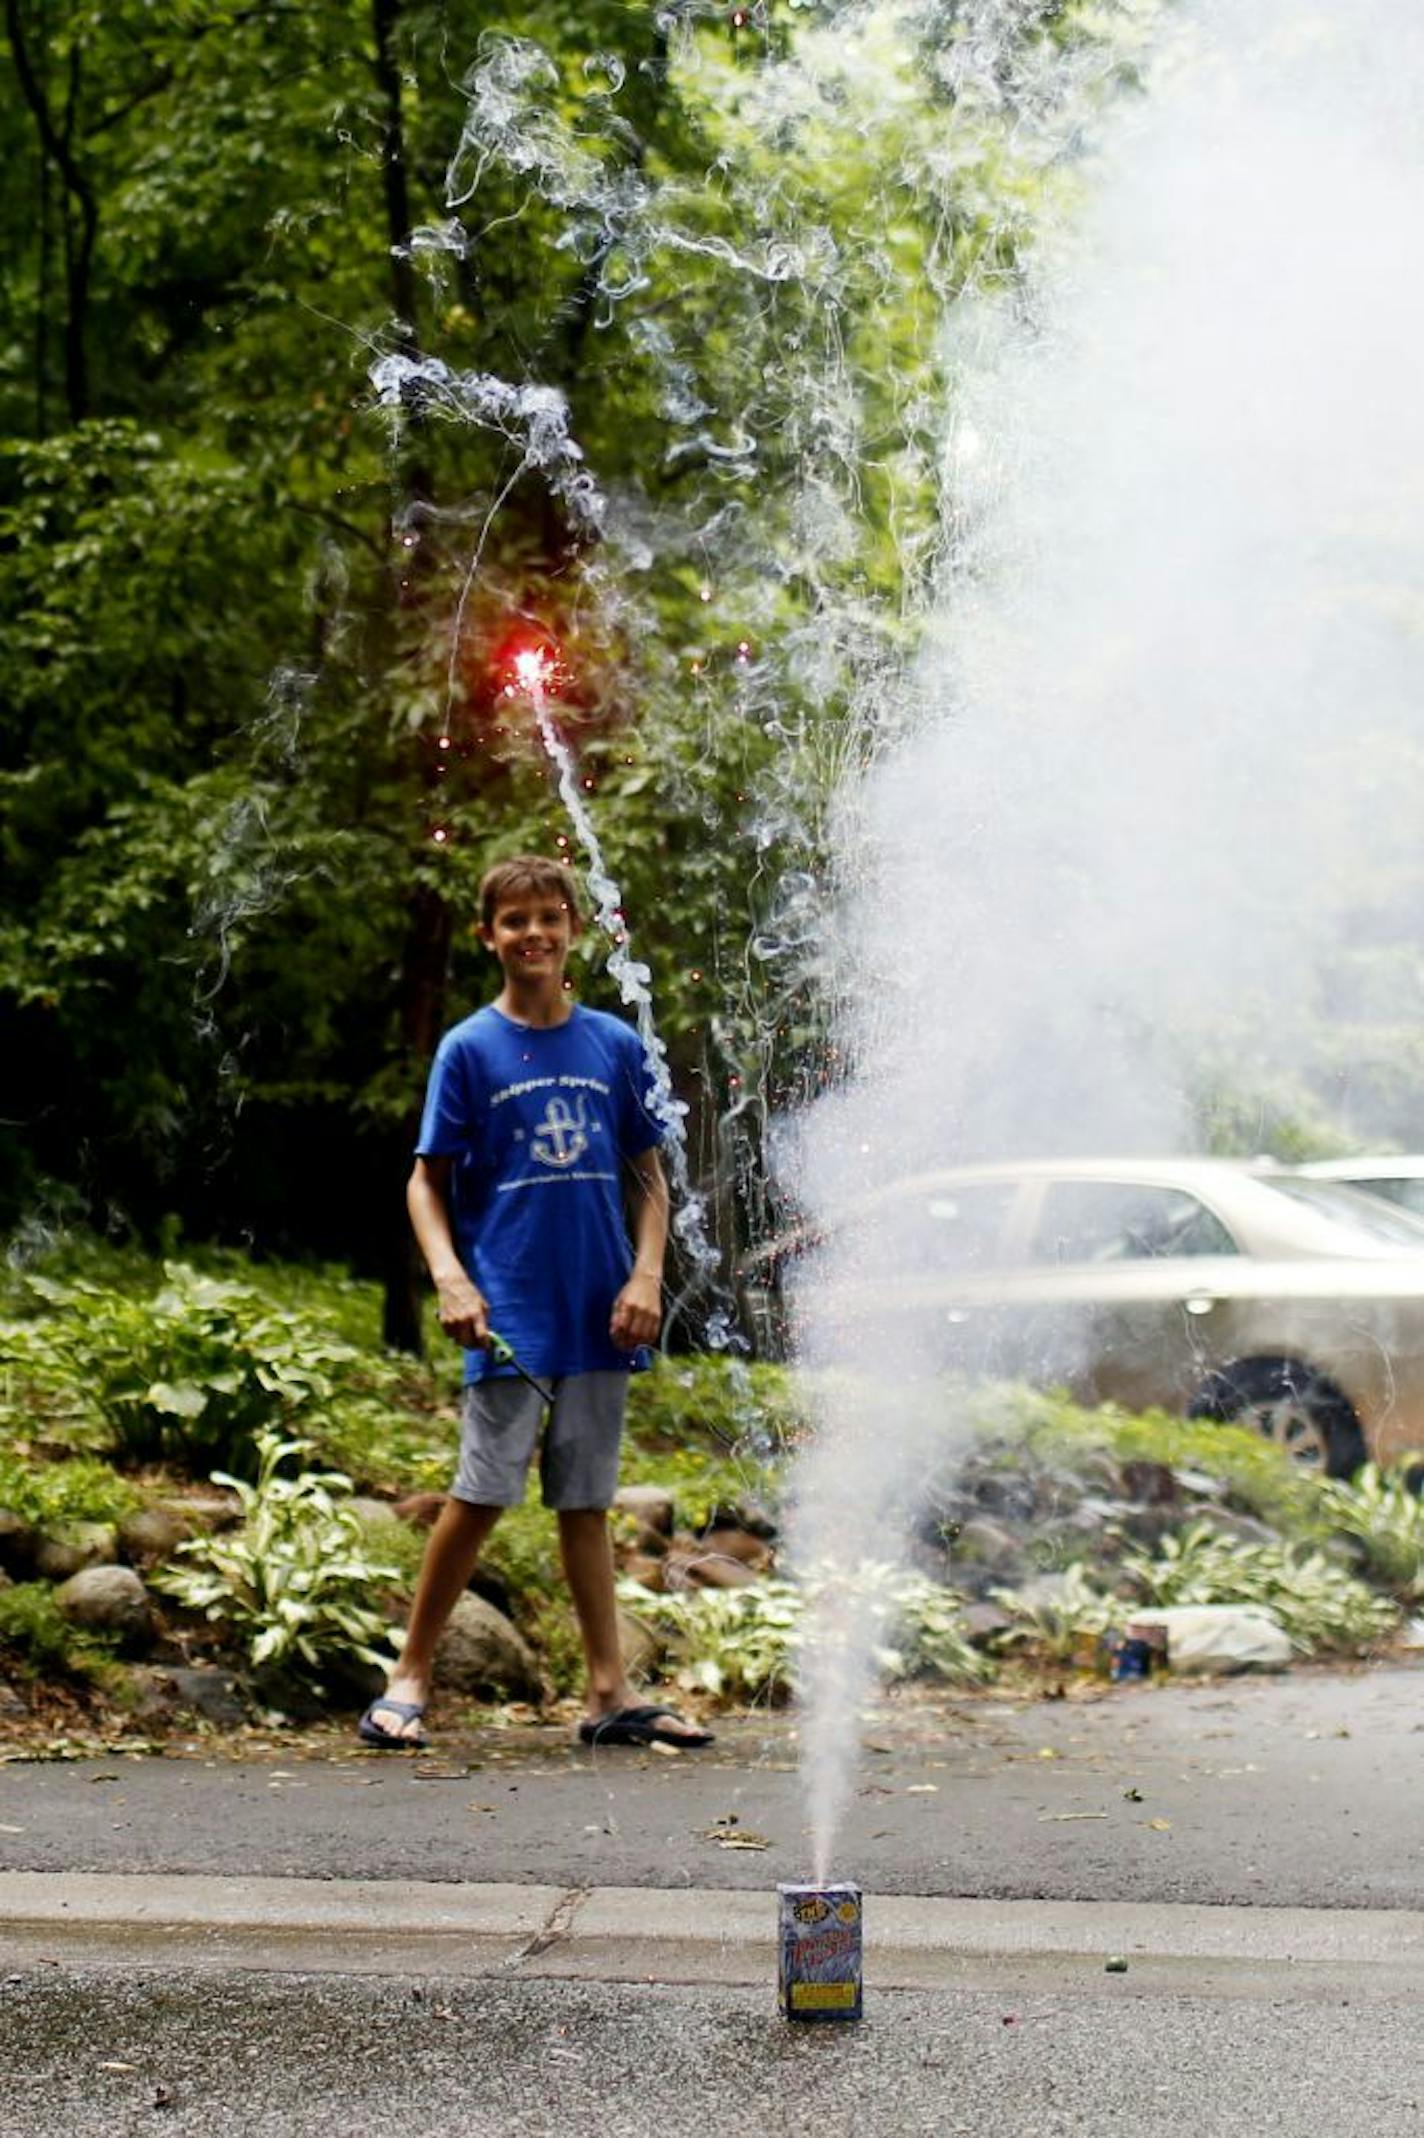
[2, 1873, 1422, 1998]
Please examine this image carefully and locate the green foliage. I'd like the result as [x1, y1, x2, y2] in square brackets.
[16, 1264, 365, 1475]
[963, 1381, 1331, 1543]
[151, 1429, 400, 1683]
[0, 1446, 138, 1529]
[621, 1562, 987, 1704]
[1317, 1464, 1424, 1597]
[0, 1581, 117, 1682]
[1122, 1522, 1399, 1651]
[990, 1566, 1121, 1662]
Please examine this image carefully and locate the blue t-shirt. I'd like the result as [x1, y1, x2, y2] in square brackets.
[416, 1004, 665, 1383]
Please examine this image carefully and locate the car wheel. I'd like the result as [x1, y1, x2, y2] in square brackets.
[1188, 1359, 1366, 1478]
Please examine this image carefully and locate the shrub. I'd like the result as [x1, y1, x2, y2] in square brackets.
[0, 1581, 118, 1681]
[0, 1447, 139, 1528]
[1318, 1464, 1424, 1596]
[1122, 1521, 1399, 1651]
[17, 1265, 365, 1475]
[151, 1429, 401, 1685]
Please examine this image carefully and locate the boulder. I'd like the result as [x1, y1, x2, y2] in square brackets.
[697, 1526, 774, 1573]
[617, 1552, 667, 1592]
[0, 1509, 37, 1579]
[53, 1565, 155, 1653]
[960, 1601, 1016, 1649]
[1119, 1460, 1179, 1506]
[393, 1492, 448, 1530]
[117, 1505, 192, 1567]
[435, 1594, 542, 1703]
[662, 1541, 758, 1592]
[1125, 1605, 1292, 1674]
[613, 1484, 676, 1536]
[616, 1604, 667, 1683]
[33, 1521, 118, 1582]
[171, 1493, 243, 1534]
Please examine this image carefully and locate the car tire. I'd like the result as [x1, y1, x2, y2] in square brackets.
[1188, 1358, 1367, 1478]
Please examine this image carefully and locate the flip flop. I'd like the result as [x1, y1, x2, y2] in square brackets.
[358, 1697, 428, 1749]
[578, 1704, 715, 1749]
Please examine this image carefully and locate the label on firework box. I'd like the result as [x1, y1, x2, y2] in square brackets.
[777, 1882, 863, 2022]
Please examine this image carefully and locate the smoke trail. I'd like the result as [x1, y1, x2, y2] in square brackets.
[789, 0, 1424, 1874]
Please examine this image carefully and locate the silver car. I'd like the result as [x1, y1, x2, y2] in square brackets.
[1294, 1156, 1424, 1225]
[745, 1158, 1424, 1475]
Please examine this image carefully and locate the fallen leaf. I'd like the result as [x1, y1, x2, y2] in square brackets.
[649, 1740, 680, 1757]
[905, 1784, 939, 1795]
[98, 2061, 138, 2073]
[1037, 1748, 1058, 1761]
[716, 1833, 770, 1851]
[1037, 1811, 1107, 1823]
[1147, 1818, 1172, 1832]
[1122, 1787, 1143, 1802]
[0, 1824, 25, 1834]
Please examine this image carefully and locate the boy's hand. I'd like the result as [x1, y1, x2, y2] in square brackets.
[610, 1271, 662, 1351]
[435, 1271, 490, 1350]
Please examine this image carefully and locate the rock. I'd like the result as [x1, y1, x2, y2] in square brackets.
[968, 1473, 1037, 1524]
[704, 1498, 779, 1541]
[435, 1594, 543, 1703]
[616, 1604, 667, 1683]
[662, 1541, 758, 1592]
[617, 1552, 667, 1592]
[0, 1509, 37, 1579]
[393, 1492, 448, 1530]
[33, 1521, 118, 1582]
[697, 1527, 774, 1573]
[961, 1601, 1016, 1649]
[613, 1485, 676, 1536]
[117, 1506, 192, 1567]
[53, 1565, 155, 1653]
[630, 1521, 669, 1557]
[165, 1665, 249, 1725]
[171, 1493, 243, 1534]
[1125, 1604, 1292, 1674]
[1119, 1460, 1179, 1506]
[0, 1675, 27, 1717]
[952, 1515, 1025, 1571]
[348, 1496, 404, 1529]
[1192, 1508, 1281, 1548]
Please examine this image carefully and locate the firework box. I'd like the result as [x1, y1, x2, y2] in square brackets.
[777, 1882, 863, 2022]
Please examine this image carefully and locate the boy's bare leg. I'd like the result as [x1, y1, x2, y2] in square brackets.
[369, 1497, 503, 1738]
[557, 1507, 707, 1742]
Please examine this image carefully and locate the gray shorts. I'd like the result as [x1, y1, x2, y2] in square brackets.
[451, 1372, 629, 1511]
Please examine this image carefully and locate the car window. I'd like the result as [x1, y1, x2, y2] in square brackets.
[895, 1183, 1017, 1273]
[1264, 1177, 1424, 1246]
[1029, 1183, 1238, 1264]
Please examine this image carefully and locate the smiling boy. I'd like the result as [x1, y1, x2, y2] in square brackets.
[359, 854, 712, 1751]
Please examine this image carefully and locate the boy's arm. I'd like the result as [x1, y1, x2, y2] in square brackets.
[407, 1155, 490, 1349]
[610, 1146, 668, 1350]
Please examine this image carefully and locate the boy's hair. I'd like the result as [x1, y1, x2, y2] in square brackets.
[478, 853, 583, 930]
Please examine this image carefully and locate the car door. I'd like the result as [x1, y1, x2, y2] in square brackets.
[1017, 1179, 1243, 1409]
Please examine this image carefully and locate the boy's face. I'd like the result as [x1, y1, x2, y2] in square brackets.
[479, 891, 580, 984]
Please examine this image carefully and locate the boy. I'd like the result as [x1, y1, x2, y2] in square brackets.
[359, 854, 713, 1750]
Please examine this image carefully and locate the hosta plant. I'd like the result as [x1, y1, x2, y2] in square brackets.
[152, 1430, 400, 1684]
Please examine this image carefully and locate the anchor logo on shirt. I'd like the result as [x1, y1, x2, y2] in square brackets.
[530, 1093, 589, 1169]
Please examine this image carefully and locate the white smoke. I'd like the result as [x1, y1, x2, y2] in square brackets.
[789, 0, 1424, 1878]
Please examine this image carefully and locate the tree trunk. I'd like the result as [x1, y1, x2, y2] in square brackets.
[370, 0, 451, 1353]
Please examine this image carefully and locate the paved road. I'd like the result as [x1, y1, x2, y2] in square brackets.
[2, 1665, 1420, 1906]
[3, 1666, 1422, 2135]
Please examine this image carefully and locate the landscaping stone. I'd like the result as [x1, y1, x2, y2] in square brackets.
[616, 1604, 667, 1683]
[1125, 1603, 1292, 1673]
[53, 1565, 155, 1652]
[0, 1510, 37, 1579]
[435, 1594, 542, 1703]
[961, 1601, 1016, 1648]
[164, 1665, 249, 1725]
[348, 1496, 402, 1529]
[393, 1492, 447, 1530]
[697, 1525, 774, 1571]
[172, 1493, 243, 1533]
[1119, 1459, 1179, 1505]
[618, 1552, 668, 1591]
[662, 1540, 759, 1591]
[33, 1521, 118, 1582]
[613, 1484, 676, 1535]
[117, 1506, 192, 1567]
